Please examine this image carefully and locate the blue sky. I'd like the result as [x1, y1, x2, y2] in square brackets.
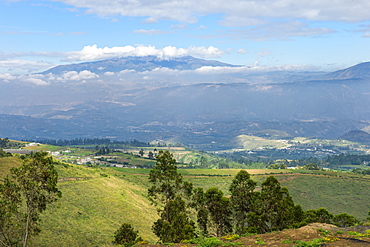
[1, 0, 370, 75]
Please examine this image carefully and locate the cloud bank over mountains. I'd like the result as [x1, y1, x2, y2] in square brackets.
[0, 45, 226, 74]
[63, 45, 225, 62]
[0, 54, 319, 86]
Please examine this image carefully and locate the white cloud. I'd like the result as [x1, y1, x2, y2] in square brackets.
[224, 21, 335, 41]
[218, 16, 266, 27]
[42, 0, 370, 25]
[0, 69, 100, 85]
[362, 33, 370, 37]
[4, 74, 51, 85]
[194, 64, 315, 74]
[0, 73, 16, 81]
[63, 44, 225, 62]
[104, 71, 115, 76]
[237, 49, 249, 54]
[60, 70, 99, 80]
[22, 77, 49, 86]
[0, 59, 53, 73]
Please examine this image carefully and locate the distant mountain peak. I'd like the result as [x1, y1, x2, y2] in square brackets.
[322, 61, 370, 80]
[338, 129, 370, 144]
[41, 55, 242, 75]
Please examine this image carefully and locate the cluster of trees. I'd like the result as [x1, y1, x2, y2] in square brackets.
[138, 149, 155, 159]
[28, 138, 153, 147]
[95, 146, 113, 155]
[0, 152, 61, 247]
[324, 153, 370, 166]
[282, 153, 370, 168]
[0, 138, 22, 149]
[267, 163, 323, 170]
[184, 155, 253, 169]
[0, 149, 12, 158]
[351, 168, 370, 175]
[227, 152, 370, 170]
[29, 138, 184, 148]
[115, 150, 360, 245]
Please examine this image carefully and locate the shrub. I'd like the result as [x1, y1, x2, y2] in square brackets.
[183, 237, 223, 247]
[332, 213, 359, 227]
[113, 223, 142, 247]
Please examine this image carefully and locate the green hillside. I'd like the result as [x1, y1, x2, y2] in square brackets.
[1, 155, 370, 246]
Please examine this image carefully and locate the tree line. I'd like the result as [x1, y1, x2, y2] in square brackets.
[24, 138, 154, 147]
[0, 138, 23, 149]
[114, 150, 363, 246]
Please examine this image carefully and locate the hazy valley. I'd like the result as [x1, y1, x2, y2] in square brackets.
[2, 57, 370, 153]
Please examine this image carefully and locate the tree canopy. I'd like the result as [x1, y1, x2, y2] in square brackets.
[0, 152, 62, 247]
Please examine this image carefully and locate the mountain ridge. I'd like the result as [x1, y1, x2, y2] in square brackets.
[320, 61, 370, 80]
[41, 55, 243, 74]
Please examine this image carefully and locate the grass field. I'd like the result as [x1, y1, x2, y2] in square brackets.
[0, 156, 22, 178]
[236, 135, 288, 150]
[35, 164, 159, 246]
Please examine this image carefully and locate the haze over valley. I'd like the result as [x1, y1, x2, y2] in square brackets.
[1, 57, 370, 152]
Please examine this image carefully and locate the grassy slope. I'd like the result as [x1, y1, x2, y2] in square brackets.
[280, 174, 370, 218]
[34, 175, 158, 246]
[114, 168, 370, 220]
[0, 159, 158, 246]
[0, 156, 22, 178]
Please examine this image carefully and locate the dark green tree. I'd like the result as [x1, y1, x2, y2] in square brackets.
[290, 204, 305, 228]
[152, 196, 195, 243]
[229, 170, 257, 234]
[198, 156, 208, 168]
[302, 208, 333, 225]
[139, 149, 144, 157]
[148, 150, 184, 206]
[333, 213, 359, 227]
[113, 223, 142, 247]
[0, 152, 62, 247]
[0, 175, 21, 246]
[247, 176, 296, 233]
[148, 151, 154, 159]
[0, 149, 12, 157]
[205, 187, 232, 237]
[191, 187, 209, 236]
[148, 151, 195, 243]
[302, 163, 322, 170]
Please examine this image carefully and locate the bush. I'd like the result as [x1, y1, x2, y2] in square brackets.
[196, 237, 223, 247]
[332, 213, 359, 227]
[113, 223, 142, 247]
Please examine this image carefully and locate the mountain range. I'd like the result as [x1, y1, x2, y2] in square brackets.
[41, 55, 242, 74]
[1, 56, 370, 149]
